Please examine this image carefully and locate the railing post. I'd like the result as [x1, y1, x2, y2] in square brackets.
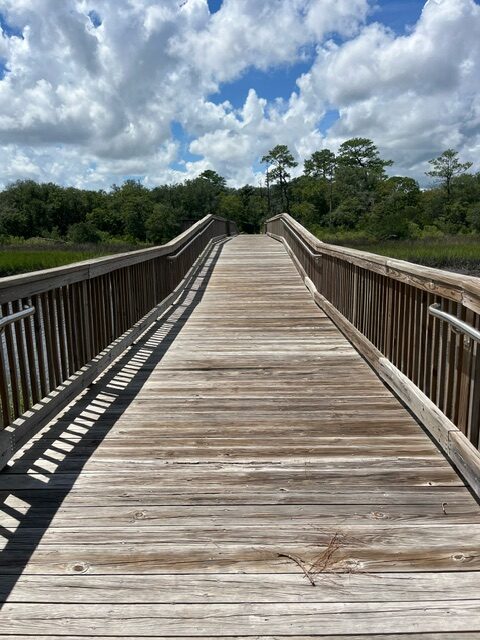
[352, 267, 358, 327]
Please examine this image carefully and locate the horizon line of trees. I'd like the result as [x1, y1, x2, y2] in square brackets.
[0, 139, 478, 246]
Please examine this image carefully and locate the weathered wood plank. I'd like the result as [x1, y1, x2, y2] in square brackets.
[0, 540, 478, 574]
[3, 572, 479, 604]
[0, 486, 469, 506]
[0, 631, 478, 640]
[2, 501, 477, 529]
[2, 601, 480, 635]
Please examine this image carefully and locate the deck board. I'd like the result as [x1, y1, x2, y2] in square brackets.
[0, 235, 479, 637]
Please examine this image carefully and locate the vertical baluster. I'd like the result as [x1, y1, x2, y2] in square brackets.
[436, 298, 450, 413]
[47, 290, 62, 386]
[410, 289, 422, 386]
[352, 267, 358, 327]
[468, 314, 480, 448]
[450, 303, 465, 427]
[32, 295, 49, 397]
[384, 277, 394, 359]
[393, 281, 402, 367]
[399, 283, 409, 374]
[443, 300, 458, 420]
[72, 282, 86, 369]
[0, 322, 12, 427]
[457, 308, 475, 436]
[404, 286, 414, 379]
[2, 302, 21, 418]
[42, 291, 58, 391]
[12, 299, 31, 413]
[55, 288, 69, 381]
[415, 290, 428, 393]
[376, 274, 384, 352]
[423, 293, 434, 397]
[373, 272, 380, 348]
[92, 276, 105, 357]
[107, 273, 116, 344]
[23, 298, 40, 406]
[63, 285, 76, 375]
[80, 281, 91, 363]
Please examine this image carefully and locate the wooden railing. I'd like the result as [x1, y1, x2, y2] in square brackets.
[0, 215, 236, 466]
[266, 213, 480, 494]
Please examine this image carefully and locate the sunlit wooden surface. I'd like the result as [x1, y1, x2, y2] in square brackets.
[0, 235, 479, 637]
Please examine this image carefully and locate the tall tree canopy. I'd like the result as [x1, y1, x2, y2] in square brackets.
[426, 149, 473, 198]
[261, 144, 298, 214]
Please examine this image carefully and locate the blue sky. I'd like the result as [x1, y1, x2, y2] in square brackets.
[0, 0, 477, 188]
[375, 0, 426, 32]
[205, 0, 428, 140]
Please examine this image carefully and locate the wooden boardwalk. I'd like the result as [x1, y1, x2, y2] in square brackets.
[0, 234, 479, 637]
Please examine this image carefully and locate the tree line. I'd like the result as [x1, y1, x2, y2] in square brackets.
[0, 139, 478, 246]
[263, 140, 477, 242]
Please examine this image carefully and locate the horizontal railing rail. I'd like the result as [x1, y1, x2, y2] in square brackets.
[266, 213, 480, 495]
[0, 215, 237, 466]
[0, 306, 35, 332]
[167, 219, 216, 260]
[429, 303, 480, 345]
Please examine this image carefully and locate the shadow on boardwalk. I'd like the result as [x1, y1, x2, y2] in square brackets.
[0, 241, 225, 606]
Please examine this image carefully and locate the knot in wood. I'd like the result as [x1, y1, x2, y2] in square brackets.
[452, 553, 467, 562]
[69, 561, 90, 574]
[370, 511, 387, 520]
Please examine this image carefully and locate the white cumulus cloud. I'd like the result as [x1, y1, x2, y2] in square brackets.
[0, 0, 477, 188]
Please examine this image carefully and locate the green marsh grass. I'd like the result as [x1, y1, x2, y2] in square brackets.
[348, 236, 480, 274]
[0, 243, 143, 277]
[343, 236, 480, 275]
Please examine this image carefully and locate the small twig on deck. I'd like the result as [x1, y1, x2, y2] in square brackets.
[442, 502, 448, 515]
[309, 532, 343, 576]
[277, 552, 316, 586]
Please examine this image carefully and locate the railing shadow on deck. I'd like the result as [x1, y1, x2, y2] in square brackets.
[0, 239, 227, 606]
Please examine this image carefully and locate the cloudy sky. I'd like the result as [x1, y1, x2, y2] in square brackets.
[0, 0, 478, 189]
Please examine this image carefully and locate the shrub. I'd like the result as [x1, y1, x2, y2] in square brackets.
[68, 222, 101, 244]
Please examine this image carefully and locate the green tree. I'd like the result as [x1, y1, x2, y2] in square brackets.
[426, 149, 473, 199]
[146, 203, 181, 244]
[87, 207, 124, 236]
[333, 138, 393, 227]
[304, 149, 336, 180]
[218, 192, 244, 229]
[199, 170, 227, 189]
[337, 138, 392, 175]
[180, 172, 227, 220]
[68, 221, 101, 244]
[304, 149, 336, 213]
[111, 180, 153, 241]
[367, 177, 421, 240]
[261, 144, 298, 214]
[0, 207, 30, 238]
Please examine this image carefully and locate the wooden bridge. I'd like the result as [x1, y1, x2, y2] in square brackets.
[0, 214, 480, 637]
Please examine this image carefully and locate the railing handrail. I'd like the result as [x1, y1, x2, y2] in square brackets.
[0, 214, 228, 304]
[266, 213, 480, 314]
[429, 302, 480, 344]
[167, 219, 217, 260]
[271, 217, 322, 259]
[0, 305, 35, 332]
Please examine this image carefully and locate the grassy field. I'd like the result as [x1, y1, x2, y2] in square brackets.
[337, 236, 480, 276]
[0, 244, 142, 277]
